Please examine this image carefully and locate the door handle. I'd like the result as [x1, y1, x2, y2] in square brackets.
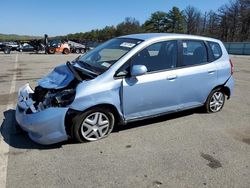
[208, 69, 215, 74]
[167, 75, 177, 80]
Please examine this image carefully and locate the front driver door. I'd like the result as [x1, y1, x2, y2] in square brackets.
[121, 40, 181, 120]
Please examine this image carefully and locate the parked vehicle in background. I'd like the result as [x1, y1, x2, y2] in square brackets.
[46, 40, 70, 54]
[17, 43, 35, 52]
[7, 41, 19, 50]
[16, 33, 234, 145]
[0, 43, 11, 54]
[68, 40, 88, 54]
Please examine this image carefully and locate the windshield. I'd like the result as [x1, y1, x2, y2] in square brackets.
[78, 38, 143, 73]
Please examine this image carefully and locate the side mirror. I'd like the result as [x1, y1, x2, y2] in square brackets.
[130, 65, 147, 77]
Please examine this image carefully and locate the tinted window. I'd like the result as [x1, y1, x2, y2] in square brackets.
[130, 40, 178, 72]
[147, 43, 161, 56]
[181, 40, 208, 66]
[208, 42, 222, 60]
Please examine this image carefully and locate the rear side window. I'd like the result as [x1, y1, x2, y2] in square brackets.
[181, 40, 208, 67]
[208, 42, 222, 60]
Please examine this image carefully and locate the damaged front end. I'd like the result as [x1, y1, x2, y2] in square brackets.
[15, 64, 92, 145]
[17, 64, 81, 114]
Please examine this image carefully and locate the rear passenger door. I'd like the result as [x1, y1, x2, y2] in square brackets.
[177, 40, 218, 108]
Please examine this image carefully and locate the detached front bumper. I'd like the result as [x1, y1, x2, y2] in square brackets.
[15, 84, 68, 145]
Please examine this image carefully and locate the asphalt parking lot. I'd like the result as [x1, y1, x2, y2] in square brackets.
[0, 52, 249, 188]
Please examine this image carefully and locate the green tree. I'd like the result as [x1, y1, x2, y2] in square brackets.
[101, 26, 116, 40]
[167, 7, 185, 33]
[142, 11, 168, 32]
[64, 1, 249, 43]
[116, 17, 141, 36]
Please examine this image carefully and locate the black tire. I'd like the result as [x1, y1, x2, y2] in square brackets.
[48, 47, 55, 54]
[75, 49, 80, 54]
[205, 89, 225, 113]
[72, 107, 115, 143]
[63, 48, 70, 54]
[4, 48, 10, 54]
[80, 49, 85, 54]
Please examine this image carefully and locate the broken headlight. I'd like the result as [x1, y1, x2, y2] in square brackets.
[44, 89, 76, 108]
[52, 89, 76, 107]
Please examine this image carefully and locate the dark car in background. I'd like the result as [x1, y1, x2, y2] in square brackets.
[7, 41, 19, 50]
[0, 43, 11, 54]
[17, 43, 35, 52]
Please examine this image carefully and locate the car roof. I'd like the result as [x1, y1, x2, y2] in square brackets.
[119, 33, 220, 43]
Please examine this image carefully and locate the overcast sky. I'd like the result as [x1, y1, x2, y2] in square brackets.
[1, 0, 230, 36]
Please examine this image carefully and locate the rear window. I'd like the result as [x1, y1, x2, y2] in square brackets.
[181, 40, 208, 67]
[208, 42, 222, 60]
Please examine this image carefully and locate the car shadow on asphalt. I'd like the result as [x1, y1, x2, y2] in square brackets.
[1, 107, 205, 150]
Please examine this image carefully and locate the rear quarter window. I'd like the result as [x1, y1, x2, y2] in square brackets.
[208, 42, 222, 60]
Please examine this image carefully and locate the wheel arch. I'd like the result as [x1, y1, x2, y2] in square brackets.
[65, 103, 124, 137]
[210, 85, 231, 99]
[90, 103, 124, 125]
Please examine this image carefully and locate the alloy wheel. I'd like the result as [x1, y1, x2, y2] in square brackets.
[209, 91, 225, 112]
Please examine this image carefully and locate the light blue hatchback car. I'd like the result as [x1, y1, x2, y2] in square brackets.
[16, 33, 234, 145]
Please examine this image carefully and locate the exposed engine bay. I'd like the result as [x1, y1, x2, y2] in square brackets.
[19, 62, 96, 114]
[32, 86, 76, 111]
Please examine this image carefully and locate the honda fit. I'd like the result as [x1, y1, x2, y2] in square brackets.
[16, 33, 234, 145]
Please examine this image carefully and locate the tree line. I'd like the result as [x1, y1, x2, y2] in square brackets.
[0, 34, 40, 42]
[65, 0, 249, 42]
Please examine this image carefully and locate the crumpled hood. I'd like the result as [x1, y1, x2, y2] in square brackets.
[37, 64, 74, 89]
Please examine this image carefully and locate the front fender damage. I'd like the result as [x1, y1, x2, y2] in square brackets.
[69, 80, 124, 122]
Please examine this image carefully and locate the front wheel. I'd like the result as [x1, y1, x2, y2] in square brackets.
[205, 89, 225, 113]
[72, 107, 115, 142]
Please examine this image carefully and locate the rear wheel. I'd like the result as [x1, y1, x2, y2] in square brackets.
[80, 49, 85, 54]
[205, 89, 225, 113]
[75, 49, 80, 54]
[63, 48, 70, 54]
[72, 107, 115, 142]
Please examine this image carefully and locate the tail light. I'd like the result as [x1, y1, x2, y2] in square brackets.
[229, 59, 234, 75]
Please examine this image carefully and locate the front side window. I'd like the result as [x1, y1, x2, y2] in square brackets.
[130, 40, 178, 72]
[78, 38, 142, 74]
[181, 40, 208, 67]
